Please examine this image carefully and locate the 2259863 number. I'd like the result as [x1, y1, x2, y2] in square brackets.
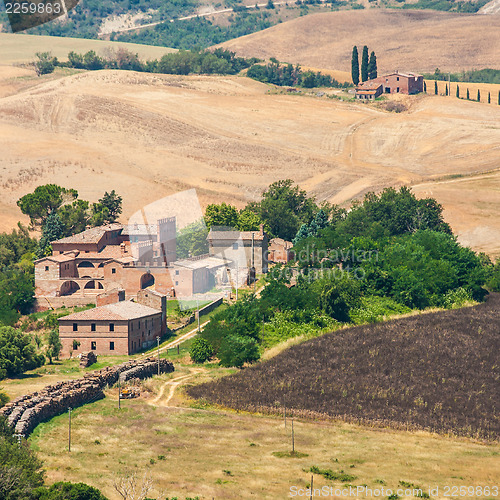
[443, 485, 499, 497]
[5, 2, 62, 14]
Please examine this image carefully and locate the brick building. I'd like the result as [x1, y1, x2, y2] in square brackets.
[356, 71, 424, 97]
[268, 238, 294, 264]
[58, 299, 165, 357]
[355, 82, 383, 100]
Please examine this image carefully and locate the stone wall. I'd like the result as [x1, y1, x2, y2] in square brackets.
[0, 357, 174, 437]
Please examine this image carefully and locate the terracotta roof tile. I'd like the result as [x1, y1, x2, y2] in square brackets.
[58, 301, 161, 322]
[52, 224, 124, 245]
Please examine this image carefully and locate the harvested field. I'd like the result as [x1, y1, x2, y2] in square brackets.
[188, 294, 500, 440]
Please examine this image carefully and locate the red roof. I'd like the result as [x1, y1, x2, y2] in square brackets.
[58, 301, 161, 322]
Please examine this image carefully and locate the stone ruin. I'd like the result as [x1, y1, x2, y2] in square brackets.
[79, 351, 98, 368]
[0, 357, 174, 437]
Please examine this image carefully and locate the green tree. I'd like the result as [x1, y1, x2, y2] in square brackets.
[266, 0, 275, 8]
[0, 416, 45, 499]
[317, 274, 361, 322]
[477, 89, 480, 102]
[58, 199, 91, 236]
[97, 190, 122, 223]
[190, 337, 214, 363]
[434, 80, 438, 95]
[32, 482, 108, 500]
[38, 213, 64, 257]
[351, 46, 359, 86]
[0, 271, 35, 326]
[46, 330, 62, 364]
[218, 335, 260, 368]
[467, 88, 470, 99]
[82, 50, 104, 70]
[486, 259, 500, 292]
[17, 185, 78, 229]
[34, 52, 56, 76]
[456, 85, 460, 98]
[360, 45, 369, 82]
[67, 51, 84, 69]
[0, 326, 44, 378]
[176, 219, 209, 259]
[367, 51, 377, 80]
[237, 209, 268, 232]
[0, 224, 37, 269]
[445, 84, 448, 96]
[488, 92, 491, 104]
[205, 202, 239, 230]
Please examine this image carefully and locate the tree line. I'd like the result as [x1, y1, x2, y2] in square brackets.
[246, 60, 351, 88]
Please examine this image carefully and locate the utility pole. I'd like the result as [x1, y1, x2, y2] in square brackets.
[236, 263, 239, 301]
[156, 336, 160, 376]
[118, 373, 121, 409]
[291, 418, 295, 453]
[68, 407, 72, 452]
[197, 298, 200, 332]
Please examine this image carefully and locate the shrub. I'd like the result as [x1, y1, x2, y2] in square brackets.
[189, 337, 214, 364]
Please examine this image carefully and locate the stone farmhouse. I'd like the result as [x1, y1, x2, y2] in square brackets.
[355, 71, 424, 99]
[207, 225, 269, 274]
[58, 289, 167, 357]
[268, 238, 294, 264]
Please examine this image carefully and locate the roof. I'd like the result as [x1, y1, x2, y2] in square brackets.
[269, 238, 293, 249]
[121, 224, 157, 236]
[356, 81, 382, 91]
[35, 254, 75, 264]
[173, 256, 227, 270]
[51, 223, 124, 245]
[58, 301, 161, 322]
[208, 229, 266, 242]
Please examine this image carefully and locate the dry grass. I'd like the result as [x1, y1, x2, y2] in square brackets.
[27, 369, 500, 500]
[0, 33, 175, 65]
[0, 67, 499, 256]
[217, 9, 500, 74]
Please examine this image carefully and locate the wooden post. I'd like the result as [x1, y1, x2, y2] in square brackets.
[68, 407, 72, 452]
[284, 395, 287, 428]
[291, 418, 295, 454]
[118, 375, 121, 410]
[310, 475, 314, 500]
[156, 336, 160, 376]
[177, 344, 180, 355]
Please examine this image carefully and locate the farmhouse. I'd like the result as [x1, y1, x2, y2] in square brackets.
[268, 238, 294, 263]
[58, 296, 166, 358]
[207, 225, 269, 274]
[355, 71, 424, 98]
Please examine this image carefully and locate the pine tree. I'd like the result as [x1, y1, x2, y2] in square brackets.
[361, 45, 369, 82]
[434, 81, 438, 95]
[367, 51, 377, 80]
[456, 85, 460, 98]
[467, 88, 470, 100]
[351, 46, 359, 86]
[488, 92, 491, 104]
[445, 84, 448, 96]
[477, 89, 480, 102]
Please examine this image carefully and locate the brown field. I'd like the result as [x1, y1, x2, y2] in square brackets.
[0, 62, 499, 256]
[0, 33, 175, 65]
[218, 9, 500, 74]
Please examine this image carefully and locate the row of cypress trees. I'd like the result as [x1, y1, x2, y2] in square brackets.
[429, 80, 500, 104]
[351, 45, 377, 85]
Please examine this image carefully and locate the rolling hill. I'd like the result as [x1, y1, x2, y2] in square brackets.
[218, 9, 500, 74]
[0, 63, 499, 256]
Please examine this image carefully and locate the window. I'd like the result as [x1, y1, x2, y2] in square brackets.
[232, 243, 238, 250]
[175, 270, 179, 276]
[91, 341, 96, 350]
[45, 266, 49, 271]
[91, 323, 96, 332]
[175, 281, 179, 286]
[110, 341, 115, 350]
[397, 77, 400, 81]
[112, 268, 116, 274]
[109, 323, 115, 332]
[73, 323, 78, 331]
[145, 319, 148, 328]
[397, 87, 400, 93]
[131, 322, 133, 332]
[138, 321, 141, 328]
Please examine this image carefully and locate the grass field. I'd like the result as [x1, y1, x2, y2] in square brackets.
[26, 365, 500, 499]
[0, 33, 176, 65]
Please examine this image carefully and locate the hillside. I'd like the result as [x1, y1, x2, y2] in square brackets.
[0, 33, 175, 65]
[188, 293, 500, 440]
[0, 66, 499, 256]
[218, 9, 500, 73]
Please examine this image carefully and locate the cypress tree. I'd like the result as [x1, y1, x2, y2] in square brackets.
[498, 90, 500, 105]
[467, 88, 470, 100]
[361, 45, 369, 82]
[488, 92, 490, 104]
[434, 81, 438, 95]
[477, 89, 480, 102]
[351, 46, 359, 85]
[456, 85, 459, 98]
[424, 81, 427, 92]
[445, 84, 448, 96]
[367, 51, 377, 80]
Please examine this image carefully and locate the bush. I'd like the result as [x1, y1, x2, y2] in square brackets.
[443, 287, 473, 309]
[218, 335, 260, 368]
[189, 337, 214, 364]
[31, 482, 108, 499]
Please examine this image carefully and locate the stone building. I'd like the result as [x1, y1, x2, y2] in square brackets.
[207, 225, 269, 274]
[58, 298, 166, 358]
[268, 238, 294, 264]
[355, 81, 383, 100]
